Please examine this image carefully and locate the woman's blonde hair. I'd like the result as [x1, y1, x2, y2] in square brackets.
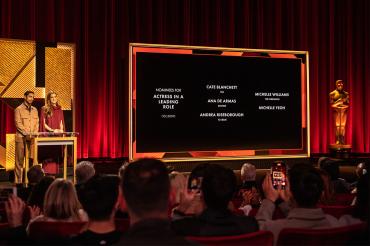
[43, 91, 61, 117]
[43, 178, 81, 220]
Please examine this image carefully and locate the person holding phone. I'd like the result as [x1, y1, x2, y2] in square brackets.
[255, 163, 358, 245]
[172, 164, 258, 237]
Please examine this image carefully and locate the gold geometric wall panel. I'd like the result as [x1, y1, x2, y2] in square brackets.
[0, 145, 6, 170]
[5, 134, 15, 171]
[1, 57, 45, 99]
[45, 47, 72, 110]
[0, 40, 35, 95]
[0, 39, 74, 105]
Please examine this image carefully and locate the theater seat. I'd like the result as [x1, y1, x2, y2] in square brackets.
[0, 208, 7, 222]
[28, 221, 87, 240]
[0, 223, 10, 244]
[115, 218, 130, 232]
[319, 205, 354, 219]
[277, 223, 367, 246]
[187, 230, 273, 246]
[334, 193, 356, 205]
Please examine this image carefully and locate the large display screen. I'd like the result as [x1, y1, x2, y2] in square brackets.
[129, 44, 309, 161]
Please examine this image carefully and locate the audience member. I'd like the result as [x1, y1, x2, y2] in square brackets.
[117, 158, 192, 245]
[76, 161, 96, 185]
[241, 163, 257, 184]
[75, 161, 96, 200]
[187, 163, 211, 190]
[171, 164, 210, 218]
[73, 175, 121, 245]
[342, 172, 369, 223]
[172, 164, 258, 236]
[320, 159, 351, 193]
[337, 172, 370, 245]
[116, 161, 130, 219]
[17, 165, 45, 202]
[27, 176, 55, 210]
[317, 168, 336, 205]
[4, 195, 41, 244]
[27, 164, 45, 184]
[118, 161, 130, 179]
[237, 163, 261, 209]
[169, 171, 188, 206]
[355, 162, 368, 178]
[27, 179, 88, 233]
[351, 161, 369, 192]
[256, 163, 361, 245]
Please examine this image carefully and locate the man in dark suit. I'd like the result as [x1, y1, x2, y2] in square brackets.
[172, 164, 259, 236]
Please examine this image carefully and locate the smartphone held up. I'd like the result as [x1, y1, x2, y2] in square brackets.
[271, 161, 287, 190]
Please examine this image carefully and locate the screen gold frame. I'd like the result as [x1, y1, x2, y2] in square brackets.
[129, 43, 310, 162]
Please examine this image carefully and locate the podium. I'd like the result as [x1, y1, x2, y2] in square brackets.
[25, 133, 78, 184]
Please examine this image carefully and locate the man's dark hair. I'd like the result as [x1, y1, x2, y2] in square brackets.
[201, 164, 237, 210]
[289, 163, 323, 208]
[80, 174, 120, 221]
[27, 165, 45, 184]
[188, 163, 212, 189]
[24, 90, 34, 96]
[320, 158, 342, 180]
[122, 158, 169, 217]
[27, 176, 55, 209]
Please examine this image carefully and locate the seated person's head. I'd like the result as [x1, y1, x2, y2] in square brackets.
[320, 159, 341, 180]
[27, 176, 55, 209]
[76, 161, 95, 184]
[44, 178, 81, 219]
[289, 163, 323, 208]
[355, 162, 369, 178]
[188, 163, 212, 191]
[241, 163, 256, 183]
[122, 158, 170, 219]
[80, 174, 120, 221]
[27, 164, 45, 185]
[201, 164, 236, 210]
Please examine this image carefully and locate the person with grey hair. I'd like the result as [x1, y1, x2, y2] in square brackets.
[75, 161, 95, 185]
[75, 161, 95, 201]
[241, 163, 256, 183]
[237, 163, 261, 211]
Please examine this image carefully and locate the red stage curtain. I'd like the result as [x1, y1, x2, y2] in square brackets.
[0, 0, 369, 157]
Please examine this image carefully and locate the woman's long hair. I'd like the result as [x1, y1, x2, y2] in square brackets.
[43, 179, 81, 220]
[43, 91, 61, 117]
